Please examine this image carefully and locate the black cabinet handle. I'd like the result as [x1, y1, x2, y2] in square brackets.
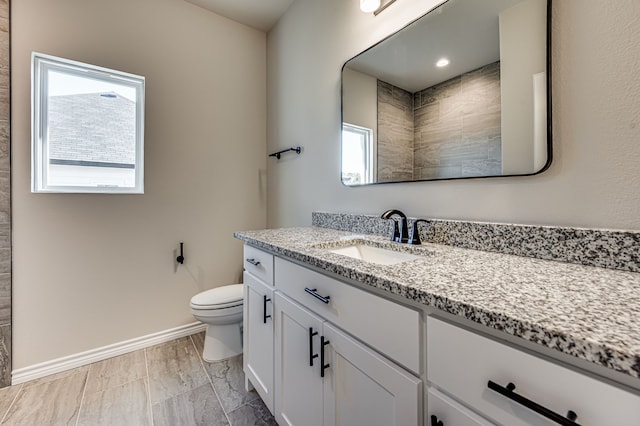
[487, 381, 580, 425]
[304, 287, 330, 304]
[430, 415, 443, 426]
[246, 258, 261, 266]
[309, 327, 319, 366]
[320, 335, 330, 378]
[263, 295, 271, 324]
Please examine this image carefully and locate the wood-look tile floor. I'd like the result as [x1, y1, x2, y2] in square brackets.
[0, 332, 278, 425]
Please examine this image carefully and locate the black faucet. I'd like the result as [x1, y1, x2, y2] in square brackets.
[380, 209, 409, 243]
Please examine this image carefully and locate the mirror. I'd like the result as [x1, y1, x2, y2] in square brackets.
[341, 0, 550, 185]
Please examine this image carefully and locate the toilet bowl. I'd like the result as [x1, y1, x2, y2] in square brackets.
[190, 284, 244, 362]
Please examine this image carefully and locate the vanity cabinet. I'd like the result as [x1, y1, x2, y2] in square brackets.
[274, 292, 422, 426]
[427, 316, 640, 425]
[243, 243, 640, 426]
[274, 257, 421, 374]
[243, 245, 423, 425]
[243, 247, 275, 413]
[273, 257, 422, 426]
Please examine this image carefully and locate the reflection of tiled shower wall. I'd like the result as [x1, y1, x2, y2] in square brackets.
[377, 80, 414, 182]
[377, 61, 502, 182]
[414, 61, 502, 180]
[0, 0, 9, 388]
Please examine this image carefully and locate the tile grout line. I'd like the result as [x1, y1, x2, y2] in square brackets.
[189, 334, 234, 426]
[0, 384, 24, 424]
[144, 347, 154, 426]
[74, 365, 91, 426]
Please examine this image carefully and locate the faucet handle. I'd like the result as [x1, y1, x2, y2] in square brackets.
[388, 218, 401, 242]
[398, 217, 409, 243]
[409, 219, 428, 245]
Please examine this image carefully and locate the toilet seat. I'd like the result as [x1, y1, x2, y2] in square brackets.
[190, 284, 243, 310]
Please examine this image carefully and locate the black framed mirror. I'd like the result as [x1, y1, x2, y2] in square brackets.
[341, 0, 551, 185]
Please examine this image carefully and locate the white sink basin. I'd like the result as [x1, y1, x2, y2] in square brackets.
[327, 244, 421, 265]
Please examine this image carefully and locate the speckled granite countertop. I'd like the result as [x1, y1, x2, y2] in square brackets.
[235, 227, 640, 380]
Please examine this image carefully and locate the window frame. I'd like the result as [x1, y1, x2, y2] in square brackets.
[31, 52, 145, 194]
[341, 122, 375, 185]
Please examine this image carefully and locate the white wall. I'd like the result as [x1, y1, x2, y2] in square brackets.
[12, 0, 266, 368]
[500, 0, 547, 174]
[342, 68, 377, 135]
[267, 0, 640, 231]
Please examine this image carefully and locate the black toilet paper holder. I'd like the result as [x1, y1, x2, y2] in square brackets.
[176, 242, 185, 264]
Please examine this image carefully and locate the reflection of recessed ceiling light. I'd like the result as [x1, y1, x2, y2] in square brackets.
[436, 58, 450, 67]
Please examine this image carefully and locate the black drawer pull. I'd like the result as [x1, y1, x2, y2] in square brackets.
[246, 258, 261, 266]
[309, 327, 318, 366]
[263, 295, 271, 324]
[304, 287, 330, 304]
[320, 335, 330, 378]
[487, 381, 580, 426]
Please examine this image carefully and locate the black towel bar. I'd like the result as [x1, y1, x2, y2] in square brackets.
[269, 146, 301, 159]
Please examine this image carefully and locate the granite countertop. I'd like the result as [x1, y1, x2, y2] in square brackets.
[235, 226, 640, 380]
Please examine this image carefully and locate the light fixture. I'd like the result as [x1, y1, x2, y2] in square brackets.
[360, 0, 381, 13]
[360, 0, 397, 15]
[436, 58, 450, 68]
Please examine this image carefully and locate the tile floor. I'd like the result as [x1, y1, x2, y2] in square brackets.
[0, 332, 277, 425]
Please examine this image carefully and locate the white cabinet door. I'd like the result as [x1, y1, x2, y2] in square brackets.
[275, 293, 325, 426]
[322, 322, 422, 426]
[243, 272, 275, 413]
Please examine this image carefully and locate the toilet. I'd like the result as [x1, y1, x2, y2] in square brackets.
[190, 284, 244, 362]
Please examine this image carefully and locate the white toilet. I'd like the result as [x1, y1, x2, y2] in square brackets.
[190, 284, 244, 362]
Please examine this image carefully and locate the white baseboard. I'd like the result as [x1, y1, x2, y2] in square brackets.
[12, 322, 207, 385]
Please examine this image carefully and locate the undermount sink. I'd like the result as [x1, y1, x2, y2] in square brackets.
[326, 243, 421, 265]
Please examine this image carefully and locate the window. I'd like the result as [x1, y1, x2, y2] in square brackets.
[32, 53, 145, 193]
[341, 123, 374, 185]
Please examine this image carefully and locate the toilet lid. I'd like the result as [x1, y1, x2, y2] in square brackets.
[191, 284, 244, 308]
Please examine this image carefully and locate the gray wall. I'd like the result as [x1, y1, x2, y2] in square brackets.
[377, 62, 502, 182]
[414, 61, 502, 180]
[377, 61, 501, 183]
[267, 0, 640, 231]
[0, 0, 9, 388]
[500, 0, 547, 174]
[377, 80, 414, 182]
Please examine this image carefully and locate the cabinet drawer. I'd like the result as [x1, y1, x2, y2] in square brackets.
[427, 317, 640, 425]
[428, 387, 492, 426]
[243, 245, 274, 286]
[275, 257, 421, 374]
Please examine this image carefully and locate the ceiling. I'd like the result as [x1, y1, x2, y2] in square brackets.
[184, 0, 295, 32]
